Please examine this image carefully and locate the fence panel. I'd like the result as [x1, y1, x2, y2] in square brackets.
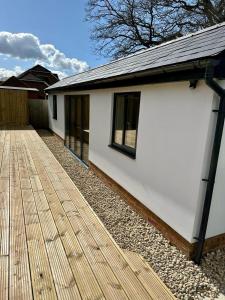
[28, 99, 49, 129]
[0, 89, 28, 126]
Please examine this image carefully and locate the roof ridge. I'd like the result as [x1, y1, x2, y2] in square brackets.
[58, 22, 225, 82]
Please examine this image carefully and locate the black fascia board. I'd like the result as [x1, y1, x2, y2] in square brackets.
[46, 58, 222, 93]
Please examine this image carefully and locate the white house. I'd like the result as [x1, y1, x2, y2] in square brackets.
[46, 23, 225, 263]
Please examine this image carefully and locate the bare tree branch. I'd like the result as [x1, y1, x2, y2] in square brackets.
[86, 0, 225, 59]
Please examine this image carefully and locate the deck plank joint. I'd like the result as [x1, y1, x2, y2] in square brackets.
[0, 126, 176, 300]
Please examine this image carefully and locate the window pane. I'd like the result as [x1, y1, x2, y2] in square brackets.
[53, 95, 57, 119]
[73, 96, 81, 128]
[65, 97, 70, 147]
[82, 95, 90, 164]
[114, 95, 124, 145]
[125, 94, 140, 149]
[73, 96, 81, 157]
[66, 95, 90, 164]
[82, 95, 89, 132]
[69, 97, 76, 153]
[82, 130, 89, 164]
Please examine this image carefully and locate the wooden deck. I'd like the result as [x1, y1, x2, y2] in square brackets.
[0, 127, 176, 300]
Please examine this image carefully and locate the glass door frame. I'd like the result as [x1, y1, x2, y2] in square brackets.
[64, 95, 90, 166]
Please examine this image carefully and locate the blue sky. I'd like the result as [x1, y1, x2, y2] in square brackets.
[0, 0, 107, 79]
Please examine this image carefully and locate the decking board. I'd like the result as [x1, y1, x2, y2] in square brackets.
[9, 130, 33, 300]
[0, 126, 176, 300]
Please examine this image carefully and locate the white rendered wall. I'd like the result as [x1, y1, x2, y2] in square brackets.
[48, 94, 65, 139]
[48, 81, 215, 242]
[206, 81, 225, 238]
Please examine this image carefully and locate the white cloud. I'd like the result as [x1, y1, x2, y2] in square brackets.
[0, 66, 24, 80]
[0, 32, 44, 60]
[0, 31, 89, 77]
[49, 69, 68, 80]
[38, 43, 88, 73]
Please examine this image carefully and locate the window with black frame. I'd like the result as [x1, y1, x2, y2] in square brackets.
[53, 95, 57, 120]
[111, 92, 140, 158]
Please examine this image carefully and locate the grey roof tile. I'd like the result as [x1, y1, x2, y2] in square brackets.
[47, 22, 225, 91]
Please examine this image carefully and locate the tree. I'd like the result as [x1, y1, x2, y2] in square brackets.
[86, 0, 225, 59]
[163, 1, 225, 32]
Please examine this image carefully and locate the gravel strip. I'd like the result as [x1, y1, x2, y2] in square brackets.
[38, 129, 225, 300]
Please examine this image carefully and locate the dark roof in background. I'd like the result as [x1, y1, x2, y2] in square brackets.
[1, 76, 28, 88]
[18, 64, 59, 85]
[17, 64, 51, 78]
[1, 64, 59, 98]
[46, 22, 225, 91]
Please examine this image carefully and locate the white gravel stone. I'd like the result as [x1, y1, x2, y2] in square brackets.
[38, 130, 225, 300]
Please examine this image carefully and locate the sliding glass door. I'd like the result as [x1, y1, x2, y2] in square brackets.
[82, 96, 89, 163]
[65, 95, 90, 165]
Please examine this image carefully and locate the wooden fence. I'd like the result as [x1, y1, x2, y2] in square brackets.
[0, 88, 29, 126]
[28, 99, 49, 129]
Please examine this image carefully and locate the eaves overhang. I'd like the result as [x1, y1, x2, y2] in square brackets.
[45, 57, 225, 93]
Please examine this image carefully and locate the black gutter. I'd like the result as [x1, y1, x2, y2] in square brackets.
[47, 69, 205, 93]
[193, 59, 225, 264]
[45, 59, 209, 93]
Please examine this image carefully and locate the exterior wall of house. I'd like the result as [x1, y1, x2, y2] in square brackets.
[48, 94, 65, 139]
[48, 81, 217, 243]
[89, 82, 215, 243]
[206, 81, 225, 239]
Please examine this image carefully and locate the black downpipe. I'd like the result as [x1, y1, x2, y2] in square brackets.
[193, 60, 225, 264]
